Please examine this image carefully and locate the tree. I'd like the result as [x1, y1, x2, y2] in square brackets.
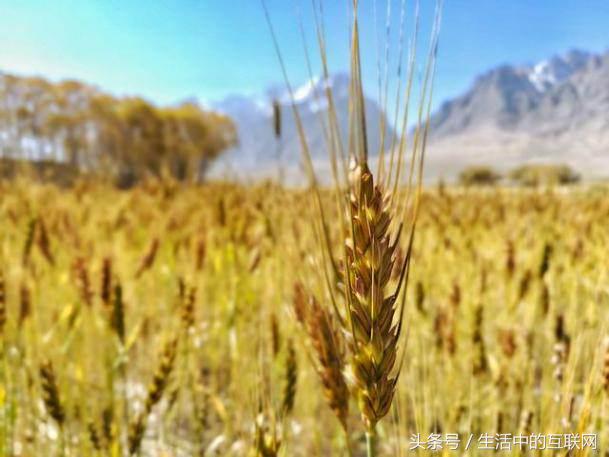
[0, 71, 237, 185]
[458, 165, 502, 186]
[159, 103, 237, 181]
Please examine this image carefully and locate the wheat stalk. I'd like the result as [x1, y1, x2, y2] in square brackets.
[180, 285, 196, 330]
[263, 1, 440, 453]
[111, 281, 125, 343]
[269, 312, 281, 359]
[0, 271, 6, 335]
[341, 163, 404, 436]
[251, 411, 281, 457]
[128, 338, 177, 455]
[100, 257, 112, 307]
[281, 338, 297, 417]
[18, 282, 31, 328]
[472, 305, 488, 375]
[293, 282, 350, 431]
[73, 257, 93, 306]
[87, 420, 103, 451]
[602, 338, 609, 397]
[40, 360, 65, 426]
[135, 238, 159, 278]
[22, 218, 36, 267]
[40, 359, 67, 455]
[36, 217, 54, 265]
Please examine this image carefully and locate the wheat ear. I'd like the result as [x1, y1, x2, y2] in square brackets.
[127, 338, 177, 455]
[343, 163, 403, 434]
[293, 282, 350, 430]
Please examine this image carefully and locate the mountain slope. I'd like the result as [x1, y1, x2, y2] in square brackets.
[425, 49, 609, 180]
[208, 74, 396, 181]
[430, 50, 594, 137]
[209, 49, 609, 182]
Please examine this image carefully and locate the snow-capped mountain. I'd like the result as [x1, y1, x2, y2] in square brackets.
[424, 49, 609, 180]
[208, 73, 395, 181]
[209, 49, 609, 182]
[286, 73, 350, 111]
[429, 50, 597, 138]
[527, 50, 592, 92]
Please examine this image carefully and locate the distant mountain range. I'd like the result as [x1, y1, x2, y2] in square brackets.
[426, 49, 609, 180]
[208, 73, 394, 181]
[209, 49, 609, 182]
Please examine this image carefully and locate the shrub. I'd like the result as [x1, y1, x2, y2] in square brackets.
[509, 164, 580, 186]
[458, 166, 502, 186]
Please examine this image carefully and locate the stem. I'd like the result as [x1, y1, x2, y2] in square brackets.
[0, 342, 7, 457]
[343, 428, 354, 457]
[117, 347, 129, 449]
[58, 425, 66, 457]
[366, 429, 376, 457]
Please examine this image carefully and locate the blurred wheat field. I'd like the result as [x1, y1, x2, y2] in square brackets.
[0, 179, 608, 456]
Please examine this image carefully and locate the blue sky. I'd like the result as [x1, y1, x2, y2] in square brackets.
[0, 0, 608, 111]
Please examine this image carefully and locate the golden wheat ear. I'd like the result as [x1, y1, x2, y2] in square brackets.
[344, 2, 441, 445]
[40, 360, 66, 426]
[292, 282, 350, 431]
[264, 1, 440, 455]
[127, 337, 178, 455]
[0, 271, 6, 335]
[280, 338, 298, 417]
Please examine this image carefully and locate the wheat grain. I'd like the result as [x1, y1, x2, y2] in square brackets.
[292, 282, 349, 430]
[111, 281, 125, 343]
[135, 238, 159, 278]
[73, 257, 93, 306]
[0, 271, 6, 334]
[36, 217, 54, 265]
[87, 421, 102, 451]
[18, 282, 31, 328]
[269, 312, 281, 359]
[22, 218, 36, 266]
[342, 164, 403, 434]
[602, 338, 609, 396]
[538, 242, 553, 279]
[40, 360, 65, 426]
[472, 305, 487, 375]
[281, 339, 297, 417]
[180, 285, 196, 330]
[100, 257, 112, 307]
[128, 338, 177, 455]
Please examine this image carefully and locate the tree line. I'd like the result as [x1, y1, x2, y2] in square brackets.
[0, 73, 237, 185]
[458, 164, 580, 187]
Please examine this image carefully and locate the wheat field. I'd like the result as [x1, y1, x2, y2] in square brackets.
[0, 2, 607, 455]
[0, 178, 608, 456]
